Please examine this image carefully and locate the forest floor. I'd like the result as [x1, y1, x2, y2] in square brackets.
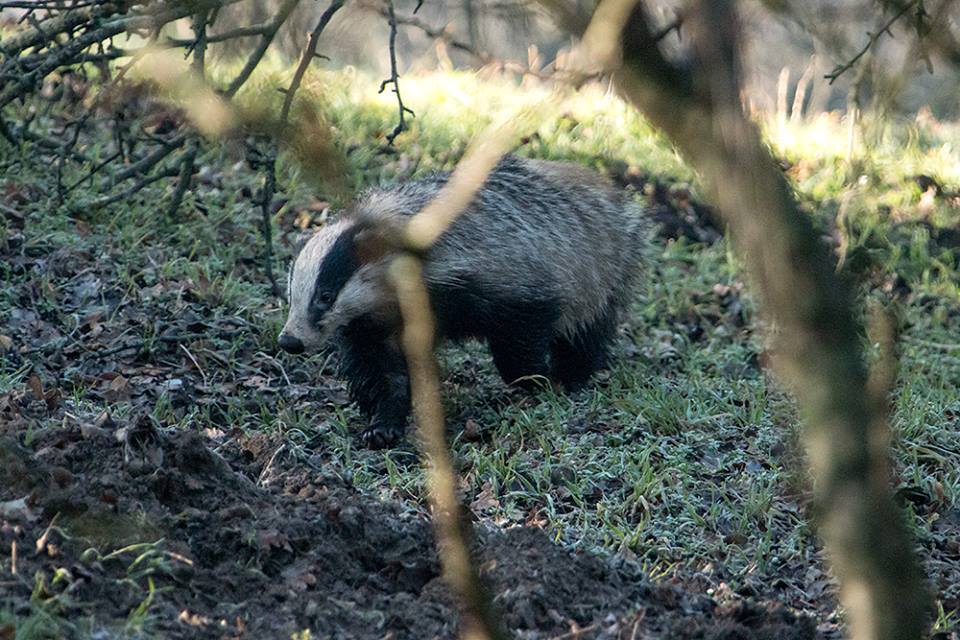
[1, 70, 960, 639]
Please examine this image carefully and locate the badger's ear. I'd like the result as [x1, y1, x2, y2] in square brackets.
[353, 227, 388, 265]
[290, 230, 315, 260]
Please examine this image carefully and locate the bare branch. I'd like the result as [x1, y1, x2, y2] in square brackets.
[278, 0, 346, 126]
[365, 3, 493, 64]
[825, 1, 919, 83]
[379, 0, 415, 145]
[375, 100, 541, 640]
[108, 134, 187, 188]
[0, 0, 245, 110]
[0, 2, 109, 57]
[165, 19, 292, 47]
[167, 10, 210, 218]
[389, 256, 507, 640]
[86, 165, 180, 209]
[254, 142, 285, 302]
[223, 0, 301, 98]
[8, 120, 90, 162]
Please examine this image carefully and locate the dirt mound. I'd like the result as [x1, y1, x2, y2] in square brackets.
[0, 414, 815, 639]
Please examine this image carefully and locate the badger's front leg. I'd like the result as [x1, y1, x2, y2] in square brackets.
[337, 324, 411, 449]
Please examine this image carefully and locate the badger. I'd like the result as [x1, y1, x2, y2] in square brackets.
[278, 156, 648, 448]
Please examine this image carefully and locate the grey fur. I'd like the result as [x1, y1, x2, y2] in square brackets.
[280, 155, 649, 445]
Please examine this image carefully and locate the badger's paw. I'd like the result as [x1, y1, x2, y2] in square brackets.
[360, 423, 404, 449]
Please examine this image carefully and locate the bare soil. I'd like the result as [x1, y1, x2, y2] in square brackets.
[0, 413, 815, 639]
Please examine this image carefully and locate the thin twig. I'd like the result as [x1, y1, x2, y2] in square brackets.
[166, 19, 292, 47]
[167, 137, 200, 217]
[249, 0, 345, 304]
[825, 1, 919, 83]
[11, 122, 90, 162]
[379, 0, 415, 145]
[278, 0, 346, 126]
[68, 330, 248, 361]
[88, 166, 180, 209]
[56, 115, 89, 203]
[62, 150, 122, 194]
[367, 4, 493, 64]
[107, 134, 186, 187]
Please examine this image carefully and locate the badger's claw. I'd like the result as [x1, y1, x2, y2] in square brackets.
[360, 424, 404, 449]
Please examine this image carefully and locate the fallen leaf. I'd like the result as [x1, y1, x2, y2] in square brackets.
[27, 375, 43, 400]
[258, 529, 292, 552]
[470, 482, 500, 513]
[103, 375, 130, 402]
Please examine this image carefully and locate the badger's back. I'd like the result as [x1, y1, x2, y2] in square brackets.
[354, 156, 647, 338]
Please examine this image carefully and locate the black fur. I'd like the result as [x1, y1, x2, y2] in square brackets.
[429, 277, 560, 388]
[310, 228, 360, 326]
[549, 305, 618, 390]
[337, 318, 410, 449]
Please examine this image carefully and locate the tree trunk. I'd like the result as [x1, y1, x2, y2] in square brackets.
[613, 2, 929, 639]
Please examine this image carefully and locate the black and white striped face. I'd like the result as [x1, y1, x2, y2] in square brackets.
[278, 220, 366, 354]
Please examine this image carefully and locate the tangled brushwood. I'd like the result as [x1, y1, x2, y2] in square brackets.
[0, 0, 446, 297]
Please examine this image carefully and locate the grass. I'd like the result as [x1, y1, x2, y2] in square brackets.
[2, 66, 960, 634]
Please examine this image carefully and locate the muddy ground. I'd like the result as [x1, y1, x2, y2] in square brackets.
[0, 172, 834, 639]
[0, 412, 815, 639]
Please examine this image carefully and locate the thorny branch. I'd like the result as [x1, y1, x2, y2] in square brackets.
[379, 0, 415, 145]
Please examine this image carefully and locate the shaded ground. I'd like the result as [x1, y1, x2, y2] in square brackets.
[0, 410, 814, 639]
[0, 149, 829, 639]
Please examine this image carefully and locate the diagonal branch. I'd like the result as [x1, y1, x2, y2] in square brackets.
[382, 117, 538, 640]
[223, 0, 301, 98]
[825, 0, 919, 83]
[167, 10, 211, 218]
[278, 0, 346, 127]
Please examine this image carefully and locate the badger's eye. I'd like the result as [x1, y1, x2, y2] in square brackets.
[318, 291, 334, 304]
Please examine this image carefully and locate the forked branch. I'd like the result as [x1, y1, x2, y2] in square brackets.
[379, 0, 415, 145]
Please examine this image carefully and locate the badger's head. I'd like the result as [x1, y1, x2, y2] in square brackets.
[278, 219, 390, 354]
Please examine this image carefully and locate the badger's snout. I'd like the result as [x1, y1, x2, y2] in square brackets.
[278, 332, 305, 354]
